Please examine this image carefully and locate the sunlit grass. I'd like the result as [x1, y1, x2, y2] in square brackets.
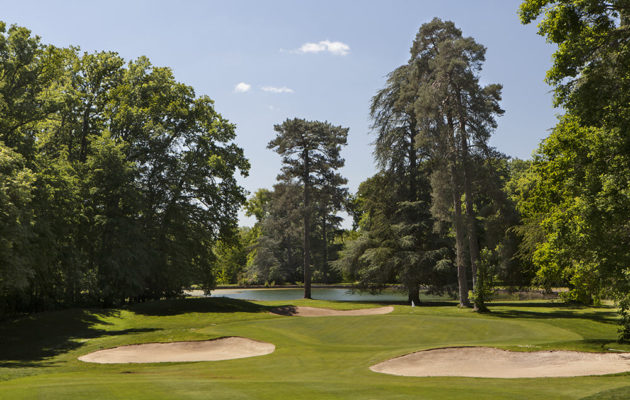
[0, 297, 629, 399]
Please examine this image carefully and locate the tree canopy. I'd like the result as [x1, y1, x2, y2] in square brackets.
[267, 118, 348, 298]
[519, 0, 630, 340]
[0, 22, 249, 314]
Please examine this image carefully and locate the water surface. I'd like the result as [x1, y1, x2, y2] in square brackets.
[205, 288, 447, 302]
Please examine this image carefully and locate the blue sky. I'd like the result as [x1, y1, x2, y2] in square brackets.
[1, 0, 557, 226]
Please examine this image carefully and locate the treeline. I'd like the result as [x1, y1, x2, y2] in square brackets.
[215, 20, 531, 311]
[517, 0, 630, 341]
[217, 6, 630, 340]
[213, 120, 349, 292]
[0, 22, 248, 315]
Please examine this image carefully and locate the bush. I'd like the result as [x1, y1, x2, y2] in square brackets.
[471, 248, 497, 312]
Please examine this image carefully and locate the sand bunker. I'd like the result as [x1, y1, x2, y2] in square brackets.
[78, 337, 275, 364]
[270, 305, 394, 317]
[370, 347, 630, 378]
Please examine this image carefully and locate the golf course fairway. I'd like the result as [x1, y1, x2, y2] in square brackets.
[1, 297, 629, 399]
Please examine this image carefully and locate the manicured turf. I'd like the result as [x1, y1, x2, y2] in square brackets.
[1, 297, 629, 399]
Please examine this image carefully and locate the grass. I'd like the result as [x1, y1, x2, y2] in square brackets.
[0, 297, 629, 399]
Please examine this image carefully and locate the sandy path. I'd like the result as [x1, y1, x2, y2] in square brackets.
[370, 347, 630, 378]
[78, 337, 275, 364]
[270, 305, 394, 317]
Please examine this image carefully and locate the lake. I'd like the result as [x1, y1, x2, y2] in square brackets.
[191, 287, 449, 302]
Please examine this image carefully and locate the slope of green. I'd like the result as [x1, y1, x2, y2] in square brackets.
[0, 298, 629, 399]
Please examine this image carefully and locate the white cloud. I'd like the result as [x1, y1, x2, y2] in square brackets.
[234, 82, 251, 93]
[261, 86, 294, 94]
[295, 40, 350, 56]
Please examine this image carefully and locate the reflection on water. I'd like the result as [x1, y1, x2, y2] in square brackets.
[187, 287, 556, 302]
[203, 288, 448, 302]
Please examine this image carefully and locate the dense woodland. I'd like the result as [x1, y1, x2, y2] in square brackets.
[1, 0, 629, 340]
[0, 21, 249, 312]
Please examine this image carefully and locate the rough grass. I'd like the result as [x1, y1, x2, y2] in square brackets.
[0, 297, 629, 399]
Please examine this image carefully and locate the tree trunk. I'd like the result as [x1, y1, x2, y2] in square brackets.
[322, 215, 329, 284]
[447, 112, 470, 308]
[407, 129, 418, 198]
[408, 283, 421, 305]
[450, 164, 469, 308]
[303, 152, 312, 299]
[461, 136, 480, 292]
[454, 87, 481, 307]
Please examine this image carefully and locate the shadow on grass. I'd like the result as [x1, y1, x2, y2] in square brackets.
[0, 308, 157, 368]
[268, 305, 298, 316]
[0, 297, 271, 368]
[489, 303, 619, 325]
[581, 386, 630, 400]
[307, 299, 459, 307]
[129, 296, 269, 316]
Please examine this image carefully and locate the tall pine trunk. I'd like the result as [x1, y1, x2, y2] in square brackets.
[322, 215, 329, 284]
[408, 129, 417, 198]
[460, 129, 480, 293]
[303, 153, 312, 299]
[447, 114, 470, 307]
[450, 161, 469, 307]
[455, 90, 482, 309]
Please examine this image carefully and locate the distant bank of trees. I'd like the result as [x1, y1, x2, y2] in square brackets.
[0, 22, 249, 315]
[219, 5, 630, 340]
[218, 20, 530, 312]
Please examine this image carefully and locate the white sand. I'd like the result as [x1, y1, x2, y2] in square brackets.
[370, 347, 630, 378]
[78, 337, 275, 364]
[270, 306, 394, 317]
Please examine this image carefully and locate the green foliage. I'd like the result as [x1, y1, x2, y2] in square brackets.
[334, 172, 455, 302]
[213, 227, 253, 285]
[267, 119, 349, 297]
[619, 288, 630, 342]
[246, 183, 303, 284]
[519, 1, 630, 127]
[0, 143, 35, 304]
[244, 188, 272, 224]
[0, 21, 249, 314]
[359, 18, 508, 309]
[517, 117, 625, 303]
[520, 1, 630, 339]
[470, 248, 497, 312]
[411, 19, 504, 309]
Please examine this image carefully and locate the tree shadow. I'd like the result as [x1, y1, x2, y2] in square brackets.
[581, 385, 630, 400]
[488, 303, 620, 325]
[129, 296, 269, 316]
[305, 299, 459, 307]
[268, 305, 298, 316]
[0, 308, 158, 368]
[489, 301, 596, 308]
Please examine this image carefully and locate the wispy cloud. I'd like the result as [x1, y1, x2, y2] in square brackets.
[234, 82, 251, 93]
[261, 86, 294, 94]
[295, 40, 350, 56]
